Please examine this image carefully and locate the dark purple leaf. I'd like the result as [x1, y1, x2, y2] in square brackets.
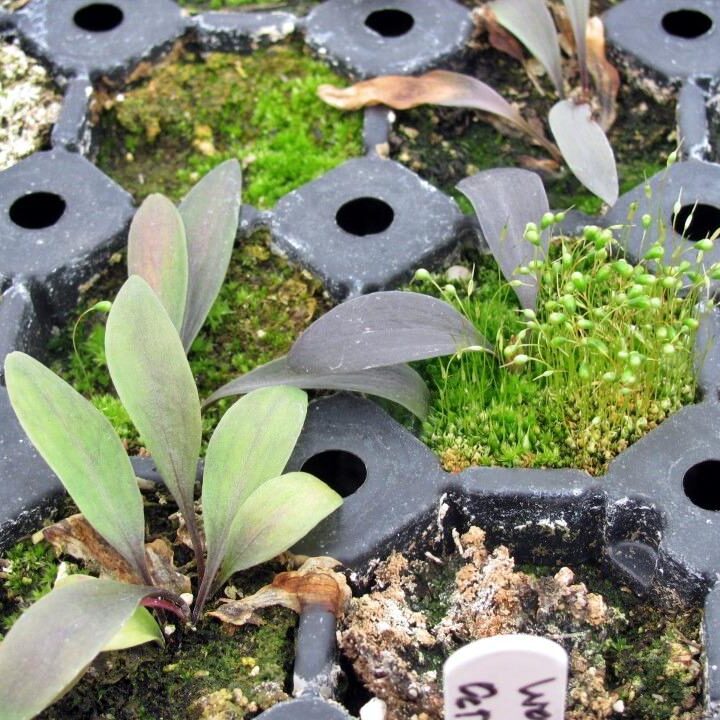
[549, 100, 618, 206]
[0, 579, 157, 720]
[179, 159, 241, 351]
[564, 0, 590, 89]
[204, 356, 430, 419]
[492, 0, 565, 97]
[288, 291, 490, 374]
[457, 169, 550, 310]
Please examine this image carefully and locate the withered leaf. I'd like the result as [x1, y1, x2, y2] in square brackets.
[209, 557, 350, 627]
[586, 16, 620, 131]
[40, 514, 191, 593]
[145, 538, 191, 596]
[476, 5, 526, 64]
[40, 514, 138, 583]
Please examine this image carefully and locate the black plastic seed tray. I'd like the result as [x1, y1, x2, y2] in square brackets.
[1, 1, 720, 717]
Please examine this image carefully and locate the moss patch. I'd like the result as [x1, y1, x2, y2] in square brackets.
[95, 43, 362, 208]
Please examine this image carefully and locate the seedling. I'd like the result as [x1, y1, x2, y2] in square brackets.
[0, 276, 342, 720]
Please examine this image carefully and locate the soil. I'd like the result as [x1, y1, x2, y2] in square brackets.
[339, 528, 703, 720]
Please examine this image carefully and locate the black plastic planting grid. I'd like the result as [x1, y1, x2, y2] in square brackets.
[1, 1, 720, 717]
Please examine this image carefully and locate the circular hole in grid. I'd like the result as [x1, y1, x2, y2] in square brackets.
[336, 197, 395, 236]
[661, 9, 713, 39]
[301, 449, 367, 498]
[73, 3, 124, 32]
[364, 9, 415, 37]
[671, 203, 720, 240]
[683, 460, 720, 510]
[9, 192, 67, 229]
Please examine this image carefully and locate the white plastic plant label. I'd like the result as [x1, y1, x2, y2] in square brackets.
[443, 634, 568, 719]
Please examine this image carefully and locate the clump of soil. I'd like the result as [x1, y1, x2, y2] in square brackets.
[339, 528, 703, 720]
[0, 40, 61, 170]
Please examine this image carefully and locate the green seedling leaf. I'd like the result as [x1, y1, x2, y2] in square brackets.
[0, 578, 157, 720]
[217, 472, 343, 588]
[288, 291, 491, 374]
[564, 0, 590, 89]
[4, 352, 147, 578]
[105, 276, 202, 549]
[55, 575, 163, 651]
[457, 169, 550, 311]
[549, 100, 619, 206]
[127, 193, 189, 332]
[179, 159, 242, 351]
[492, 0, 565, 97]
[202, 386, 308, 593]
[204, 356, 430, 420]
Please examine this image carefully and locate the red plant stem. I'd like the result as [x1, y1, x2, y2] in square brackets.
[141, 588, 191, 624]
[184, 508, 206, 585]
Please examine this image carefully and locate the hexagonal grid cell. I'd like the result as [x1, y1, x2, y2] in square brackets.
[604, 160, 720, 292]
[604, 0, 720, 80]
[270, 156, 464, 299]
[0, 0, 718, 717]
[0, 148, 134, 318]
[13, 0, 187, 81]
[305, 0, 474, 78]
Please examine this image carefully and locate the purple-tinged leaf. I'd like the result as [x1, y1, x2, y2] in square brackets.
[217, 472, 342, 587]
[179, 159, 241, 351]
[457, 169, 550, 311]
[203, 355, 430, 420]
[200, 386, 308, 608]
[0, 578, 157, 720]
[492, 0, 565, 97]
[4, 352, 148, 579]
[105, 276, 202, 561]
[564, 0, 590, 89]
[549, 100, 619, 206]
[127, 194, 188, 332]
[288, 291, 490, 374]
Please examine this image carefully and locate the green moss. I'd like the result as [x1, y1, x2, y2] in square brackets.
[96, 43, 362, 207]
[37, 606, 295, 720]
[414, 228, 700, 474]
[0, 541, 58, 637]
[575, 568, 703, 720]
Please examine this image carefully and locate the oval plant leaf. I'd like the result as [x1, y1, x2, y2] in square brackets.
[457, 168, 550, 311]
[0, 578, 157, 720]
[492, 0, 565, 97]
[179, 159, 242, 351]
[55, 575, 164, 652]
[127, 193, 189, 332]
[217, 472, 343, 588]
[549, 100, 619, 206]
[105, 276, 202, 537]
[4, 352, 147, 578]
[203, 356, 430, 420]
[202, 386, 308, 588]
[563, 0, 590, 87]
[288, 291, 489, 374]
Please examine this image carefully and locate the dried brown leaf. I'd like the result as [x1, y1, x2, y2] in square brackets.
[40, 515, 138, 583]
[476, 5, 526, 63]
[145, 538, 191, 596]
[586, 16, 620, 131]
[318, 70, 561, 160]
[40, 514, 191, 594]
[209, 557, 350, 627]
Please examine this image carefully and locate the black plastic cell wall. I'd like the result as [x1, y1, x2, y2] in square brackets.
[1, 1, 720, 718]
